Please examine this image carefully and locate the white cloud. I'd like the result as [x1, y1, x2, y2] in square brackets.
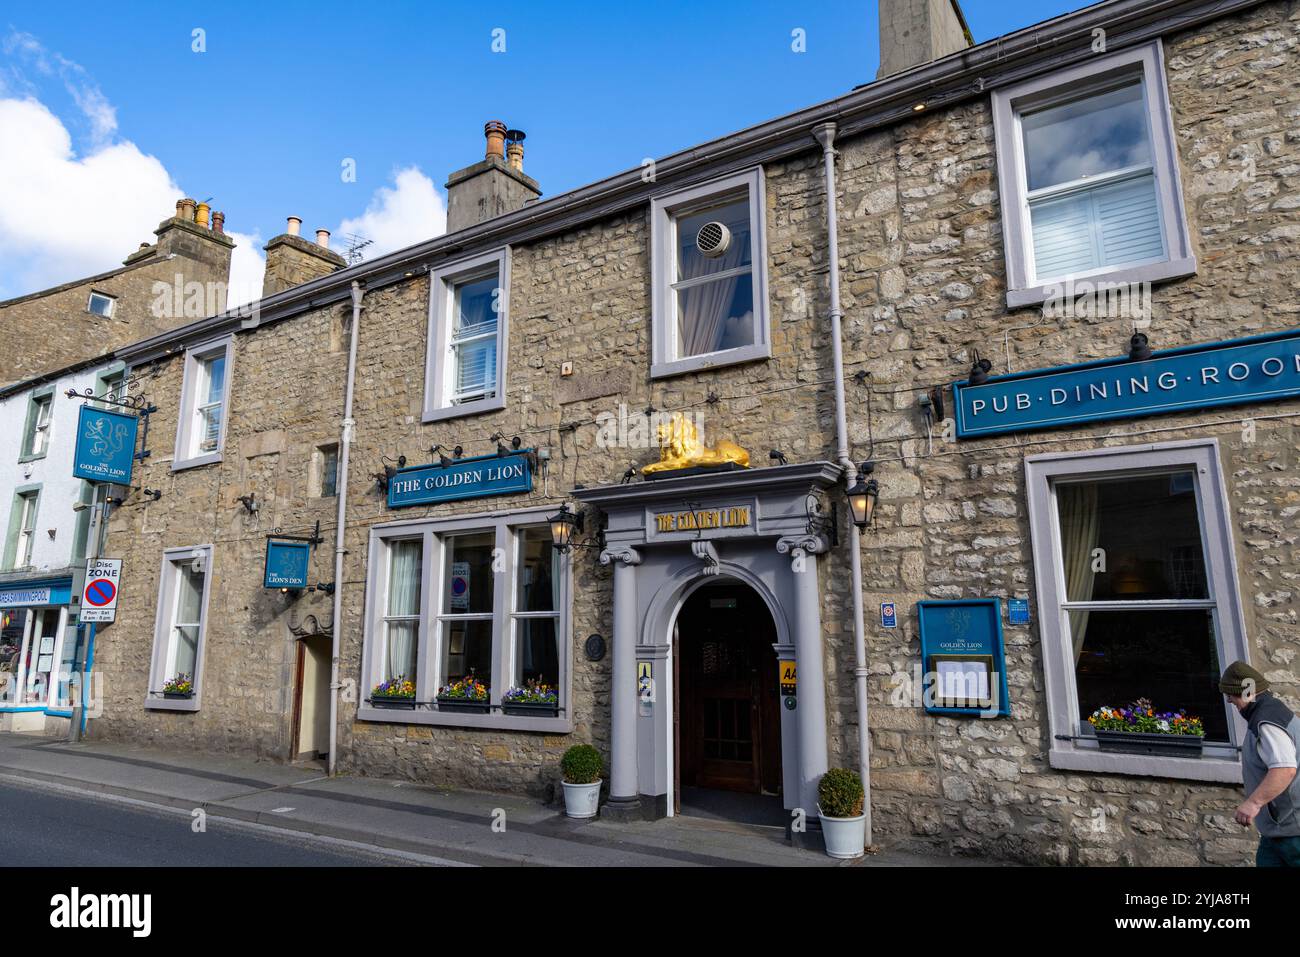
[337, 166, 446, 261]
[225, 230, 265, 310]
[0, 96, 183, 298]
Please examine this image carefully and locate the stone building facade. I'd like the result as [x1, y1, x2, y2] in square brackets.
[84, 0, 1299, 866]
[0, 204, 235, 386]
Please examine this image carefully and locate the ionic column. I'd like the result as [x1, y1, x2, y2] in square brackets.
[599, 545, 642, 819]
[776, 534, 830, 820]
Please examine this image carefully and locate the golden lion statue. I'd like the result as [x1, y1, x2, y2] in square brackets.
[643, 413, 750, 474]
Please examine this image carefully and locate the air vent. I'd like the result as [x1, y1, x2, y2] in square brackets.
[696, 221, 732, 258]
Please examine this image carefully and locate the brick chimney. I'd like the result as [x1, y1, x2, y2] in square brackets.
[262, 217, 347, 297]
[445, 121, 541, 233]
[876, 0, 973, 79]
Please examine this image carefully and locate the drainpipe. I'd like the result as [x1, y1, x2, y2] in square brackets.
[812, 121, 873, 845]
[327, 280, 364, 776]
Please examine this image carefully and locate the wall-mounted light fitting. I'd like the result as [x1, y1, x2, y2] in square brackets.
[769, 449, 788, 466]
[847, 461, 880, 531]
[235, 492, 259, 515]
[967, 349, 993, 386]
[1128, 330, 1153, 361]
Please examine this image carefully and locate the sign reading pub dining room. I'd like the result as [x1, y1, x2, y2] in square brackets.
[954, 328, 1300, 438]
[72, 405, 138, 485]
[387, 450, 534, 508]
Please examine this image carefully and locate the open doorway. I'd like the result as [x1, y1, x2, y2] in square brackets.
[292, 635, 331, 763]
[675, 579, 783, 826]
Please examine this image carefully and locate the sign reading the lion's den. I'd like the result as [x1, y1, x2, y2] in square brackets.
[653, 506, 751, 534]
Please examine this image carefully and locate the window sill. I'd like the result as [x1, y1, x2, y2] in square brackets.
[17, 453, 47, 464]
[1007, 256, 1197, 311]
[422, 394, 506, 424]
[1050, 745, 1241, 784]
[171, 451, 223, 473]
[144, 696, 200, 713]
[356, 704, 572, 734]
[651, 342, 770, 380]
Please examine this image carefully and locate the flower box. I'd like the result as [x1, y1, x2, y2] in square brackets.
[162, 691, 194, 700]
[371, 696, 417, 710]
[501, 700, 559, 718]
[1093, 729, 1204, 758]
[436, 696, 491, 715]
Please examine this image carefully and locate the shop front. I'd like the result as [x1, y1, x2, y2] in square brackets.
[0, 574, 82, 733]
[573, 460, 841, 824]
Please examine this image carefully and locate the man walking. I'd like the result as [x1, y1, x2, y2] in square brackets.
[1221, 661, 1300, 866]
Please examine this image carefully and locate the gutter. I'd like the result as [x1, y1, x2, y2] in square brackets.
[813, 121, 874, 845]
[327, 281, 364, 775]
[112, 0, 1263, 367]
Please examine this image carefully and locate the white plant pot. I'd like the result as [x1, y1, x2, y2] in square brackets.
[819, 808, 866, 859]
[562, 779, 602, 819]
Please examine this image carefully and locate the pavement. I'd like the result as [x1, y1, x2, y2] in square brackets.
[0, 733, 983, 867]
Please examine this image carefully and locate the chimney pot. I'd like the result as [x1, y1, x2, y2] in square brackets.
[505, 129, 526, 172]
[316, 228, 331, 249]
[179, 198, 197, 222]
[484, 120, 507, 161]
[286, 216, 302, 237]
[195, 202, 211, 228]
[212, 211, 225, 234]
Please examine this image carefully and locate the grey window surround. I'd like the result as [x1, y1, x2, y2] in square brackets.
[18, 386, 55, 463]
[1025, 438, 1246, 784]
[358, 505, 573, 733]
[172, 336, 233, 472]
[422, 248, 510, 424]
[145, 544, 214, 713]
[650, 167, 771, 379]
[992, 40, 1196, 310]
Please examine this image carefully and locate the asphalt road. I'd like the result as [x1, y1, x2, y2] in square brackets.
[0, 779, 430, 866]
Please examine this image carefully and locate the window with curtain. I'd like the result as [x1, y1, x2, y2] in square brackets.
[147, 546, 212, 708]
[23, 393, 53, 458]
[12, 490, 39, 569]
[363, 514, 570, 725]
[1021, 79, 1165, 283]
[176, 339, 233, 466]
[383, 539, 422, 683]
[424, 250, 508, 422]
[1054, 471, 1226, 741]
[651, 168, 769, 378]
[449, 272, 500, 404]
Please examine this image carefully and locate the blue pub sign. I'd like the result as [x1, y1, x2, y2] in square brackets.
[387, 450, 534, 509]
[72, 405, 139, 485]
[264, 540, 311, 590]
[954, 328, 1300, 439]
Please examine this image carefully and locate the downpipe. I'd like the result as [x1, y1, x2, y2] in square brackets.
[812, 121, 873, 844]
[328, 280, 364, 776]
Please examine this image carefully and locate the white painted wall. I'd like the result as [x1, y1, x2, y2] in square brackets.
[0, 365, 111, 573]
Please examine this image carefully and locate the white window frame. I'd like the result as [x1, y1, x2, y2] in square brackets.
[992, 40, 1196, 309]
[14, 490, 39, 569]
[650, 167, 771, 379]
[145, 545, 213, 712]
[87, 291, 115, 318]
[423, 248, 510, 423]
[173, 336, 233, 471]
[1025, 439, 1246, 783]
[359, 506, 572, 732]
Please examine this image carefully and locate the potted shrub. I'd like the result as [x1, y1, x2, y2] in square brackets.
[560, 744, 603, 819]
[436, 674, 490, 714]
[1088, 698, 1205, 757]
[502, 680, 559, 717]
[817, 768, 866, 859]
[370, 676, 416, 709]
[161, 673, 194, 699]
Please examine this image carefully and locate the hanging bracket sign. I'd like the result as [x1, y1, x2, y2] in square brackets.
[264, 540, 311, 590]
[387, 450, 534, 508]
[72, 406, 139, 485]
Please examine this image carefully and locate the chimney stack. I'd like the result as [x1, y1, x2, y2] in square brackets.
[876, 0, 973, 79]
[445, 120, 542, 233]
[262, 216, 346, 298]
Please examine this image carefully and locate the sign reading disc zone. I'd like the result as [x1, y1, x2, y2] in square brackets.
[81, 558, 122, 623]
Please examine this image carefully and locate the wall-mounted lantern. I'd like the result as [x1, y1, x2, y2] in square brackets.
[847, 461, 880, 531]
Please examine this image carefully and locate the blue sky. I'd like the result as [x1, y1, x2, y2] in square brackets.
[0, 1, 1085, 303]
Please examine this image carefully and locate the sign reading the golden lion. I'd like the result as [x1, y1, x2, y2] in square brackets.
[654, 506, 752, 533]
